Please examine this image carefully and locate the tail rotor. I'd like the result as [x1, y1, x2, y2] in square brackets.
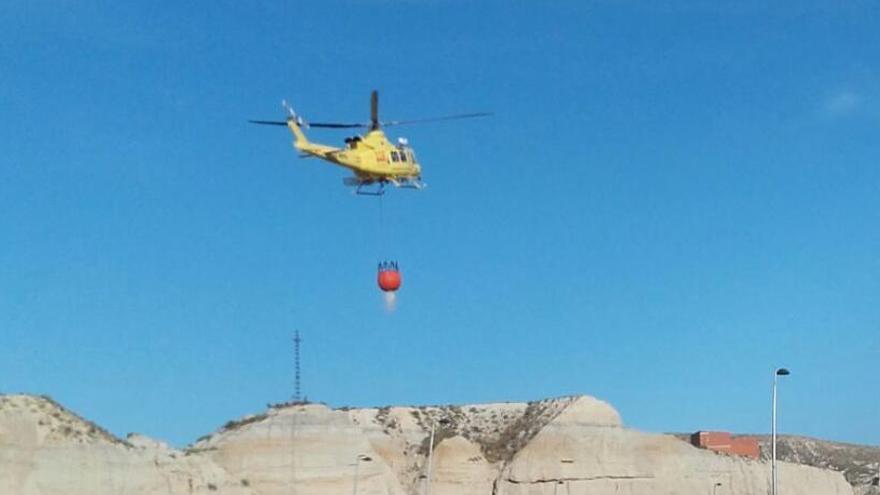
[248, 99, 304, 127]
[282, 100, 305, 127]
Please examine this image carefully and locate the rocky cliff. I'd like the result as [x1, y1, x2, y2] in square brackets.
[0, 395, 252, 494]
[754, 435, 880, 495]
[0, 394, 856, 495]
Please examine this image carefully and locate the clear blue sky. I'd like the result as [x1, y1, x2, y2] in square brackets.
[2, 1, 878, 447]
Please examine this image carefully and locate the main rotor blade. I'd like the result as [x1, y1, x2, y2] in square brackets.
[382, 112, 493, 127]
[306, 122, 369, 129]
[248, 119, 289, 126]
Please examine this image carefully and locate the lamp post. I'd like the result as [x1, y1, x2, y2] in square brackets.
[425, 418, 450, 495]
[425, 422, 437, 495]
[352, 454, 372, 495]
[553, 480, 564, 495]
[559, 458, 573, 495]
[772, 368, 790, 495]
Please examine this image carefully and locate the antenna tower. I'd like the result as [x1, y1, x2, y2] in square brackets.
[293, 330, 302, 402]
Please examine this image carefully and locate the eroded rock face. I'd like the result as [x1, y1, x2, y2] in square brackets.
[194, 404, 406, 495]
[0, 394, 855, 495]
[755, 435, 880, 493]
[497, 407, 852, 495]
[429, 435, 496, 495]
[0, 395, 252, 495]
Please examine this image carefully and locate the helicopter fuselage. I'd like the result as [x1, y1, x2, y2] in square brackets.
[251, 90, 489, 194]
[287, 119, 422, 186]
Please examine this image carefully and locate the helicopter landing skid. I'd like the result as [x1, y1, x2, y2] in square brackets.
[345, 178, 426, 196]
[395, 178, 426, 190]
[355, 183, 386, 196]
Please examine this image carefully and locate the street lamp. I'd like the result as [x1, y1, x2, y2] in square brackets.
[352, 454, 372, 495]
[772, 368, 790, 495]
[712, 482, 722, 495]
[558, 459, 573, 495]
[425, 418, 450, 495]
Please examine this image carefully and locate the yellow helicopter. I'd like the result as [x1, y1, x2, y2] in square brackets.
[250, 91, 490, 195]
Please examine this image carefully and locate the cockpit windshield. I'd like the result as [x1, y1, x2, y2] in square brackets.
[396, 145, 415, 163]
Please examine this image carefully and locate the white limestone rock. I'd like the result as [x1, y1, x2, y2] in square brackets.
[0, 393, 855, 495]
[0, 395, 252, 495]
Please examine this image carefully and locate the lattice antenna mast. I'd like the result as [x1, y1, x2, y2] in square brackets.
[293, 331, 302, 402]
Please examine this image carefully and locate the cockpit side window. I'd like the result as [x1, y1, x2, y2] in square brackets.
[390, 151, 399, 162]
[399, 150, 407, 162]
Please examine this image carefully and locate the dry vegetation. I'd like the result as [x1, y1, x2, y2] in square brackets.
[671, 431, 880, 492]
[369, 396, 579, 464]
[755, 435, 880, 490]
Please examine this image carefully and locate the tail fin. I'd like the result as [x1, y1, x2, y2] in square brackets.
[282, 100, 309, 147]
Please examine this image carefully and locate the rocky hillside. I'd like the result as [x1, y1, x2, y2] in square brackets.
[0, 393, 859, 495]
[0, 394, 254, 494]
[754, 435, 880, 494]
[0, 394, 126, 446]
